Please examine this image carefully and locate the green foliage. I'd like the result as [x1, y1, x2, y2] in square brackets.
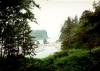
[47, 48, 100, 71]
[59, 16, 79, 49]
[60, 1, 100, 51]
[45, 50, 68, 60]
[0, 1, 100, 71]
[0, 0, 39, 57]
[56, 2, 100, 71]
[74, 2, 100, 51]
[0, 48, 100, 71]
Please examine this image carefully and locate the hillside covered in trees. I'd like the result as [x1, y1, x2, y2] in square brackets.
[31, 30, 48, 40]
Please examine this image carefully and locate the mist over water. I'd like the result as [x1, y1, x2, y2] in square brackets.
[34, 40, 61, 58]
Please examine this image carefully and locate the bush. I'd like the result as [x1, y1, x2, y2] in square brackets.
[0, 48, 100, 71]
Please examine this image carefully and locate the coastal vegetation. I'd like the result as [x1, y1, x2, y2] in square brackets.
[0, 0, 100, 71]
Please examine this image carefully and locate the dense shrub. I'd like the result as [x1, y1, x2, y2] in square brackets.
[0, 48, 100, 71]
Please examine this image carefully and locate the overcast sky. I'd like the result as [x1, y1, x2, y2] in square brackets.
[29, 0, 97, 41]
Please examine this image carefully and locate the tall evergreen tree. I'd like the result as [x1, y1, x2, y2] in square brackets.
[59, 16, 79, 49]
[74, 1, 100, 53]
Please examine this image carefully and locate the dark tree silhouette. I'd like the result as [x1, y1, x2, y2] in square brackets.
[0, 0, 39, 57]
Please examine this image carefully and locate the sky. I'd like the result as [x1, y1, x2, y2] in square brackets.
[29, 0, 97, 41]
